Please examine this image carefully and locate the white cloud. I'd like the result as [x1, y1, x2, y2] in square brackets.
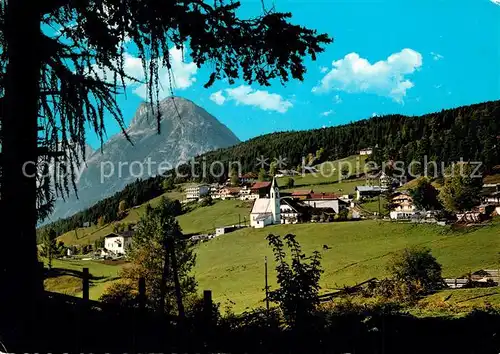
[214, 85, 292, 113]
[333, 94, 342, 104]
[430, 51, 444, 61]
[320, 66, 328, 73]
[491, 0, 500, 5]
[434, 84, 442, 89]
[209, 90, 226, 105]
[88, 52, 142, 85]
[372, 112, 378, 117]
[134, 47, 197, 99]
[312, 48, 423, 103]
[321, 110, 334, 117]
[91, 47, 198, 100]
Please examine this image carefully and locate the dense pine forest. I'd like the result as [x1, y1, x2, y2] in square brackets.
[194, 99, 500, 178]
[40, 100, 500, 238]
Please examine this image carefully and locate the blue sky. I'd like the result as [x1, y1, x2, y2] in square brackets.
[86, 0, 500, 149]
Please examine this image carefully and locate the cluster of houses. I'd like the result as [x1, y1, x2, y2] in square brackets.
[456, 183, 500, 223]
[355, 179, 500, 223]
[248, 178, 360, 228]
[185, 176, 296, 203]
[92, 175, 500, 256]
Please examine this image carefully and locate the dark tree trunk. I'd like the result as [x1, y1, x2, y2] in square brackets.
[170, 243, 185, 320]
[159, 243, 171, 314]
[0, 0, 41, 350]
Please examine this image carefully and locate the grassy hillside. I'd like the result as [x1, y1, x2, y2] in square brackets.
[57, 155, 370, 246]
[194, 219, 500, 312]
[58, 197, 251, 245]
[44, 258, 125, 299]
[282, 179, 362, 196]
[178, 200, 252, 235]
[48, 216, 500, 313]
[278, 155, 369, 187]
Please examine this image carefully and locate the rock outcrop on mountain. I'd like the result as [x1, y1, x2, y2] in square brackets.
[48, 96, 240, 222]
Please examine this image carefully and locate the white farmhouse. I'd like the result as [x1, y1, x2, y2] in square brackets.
[355, 185, 385, 200]
[302, 193, 345, 213]
[359, 148, 373, 156]
[186, 184, 210, 201]
[250, 178, 281, 228]
[280, 199, 300, 224]
[104, 231, 134, 255]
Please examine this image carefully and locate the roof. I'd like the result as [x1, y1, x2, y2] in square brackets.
[281, 199, 299, 212]
[355, 185, 383, 192]
[292, 190, 313, 196]
[251, 181, 271, 190]
[223, 187, 241, 194]
[307, 193, 338, 200]
[254, 213, 272, 221]
[241, 172, 258, 179]
[392, 194, 413, 201]
[104, 232, 134, 239]
[251, 198, 273, 214]
[185, 183, 209, 189]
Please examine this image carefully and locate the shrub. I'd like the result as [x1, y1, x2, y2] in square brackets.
[100, 281, 139, 307]
[338, 209, 348, 221]
[387, 246, 444, 296]
[266, 233, 323, 329]
[200, 195, 214, 207]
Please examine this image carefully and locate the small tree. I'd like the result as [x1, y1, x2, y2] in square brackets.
[94, 237, 105, 250]
[338, 209, 349, 221]
[286, 178, 295, 189]
[258, 168, 268, 182]
[199, 195, 214, 207]
[39, 229, 63, 270]
[102, 198, 196, 318]
[266, 233, 323, 329]
[229, 168, 240, 187]
[340, 166, 350, 180]
[387, 246, 444, 296]
[410, 177, 441, 211]
[97, 216, 106, 227]
[269, 161, 278, 177]
[315, 148, 325, 163]
[118, 200, 128, 213]
[439, 163, 483, 212]
[162, 178, 175, 191]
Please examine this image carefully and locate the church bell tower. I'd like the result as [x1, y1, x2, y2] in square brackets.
[270, 177, 281, 224]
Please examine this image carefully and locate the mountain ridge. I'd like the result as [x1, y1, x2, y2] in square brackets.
[48, 96, 240, 223]
[41, 99, 500, 236]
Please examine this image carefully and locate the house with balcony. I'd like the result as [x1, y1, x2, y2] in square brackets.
[185, 184, 210, 201]
[389, 193, 417, 220]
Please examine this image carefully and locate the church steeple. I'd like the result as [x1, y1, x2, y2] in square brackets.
[270, 177, 280, 224]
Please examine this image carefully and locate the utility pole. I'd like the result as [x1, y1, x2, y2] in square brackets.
[378, 193, 381, 219]
[265, 256, 269, 312]
[378, 177, 382, 219]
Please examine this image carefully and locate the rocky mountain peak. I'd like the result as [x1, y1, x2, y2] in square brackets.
[47, 97, 240, 223]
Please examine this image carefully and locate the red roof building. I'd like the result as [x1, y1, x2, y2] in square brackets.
[251, 181, 271, 191]
[291, 190, 313, 200]
[308, 193, 339, 200]
[250, 181, 272, 198]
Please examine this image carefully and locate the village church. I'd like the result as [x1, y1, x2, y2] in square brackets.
[250, 177, 281, 228]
